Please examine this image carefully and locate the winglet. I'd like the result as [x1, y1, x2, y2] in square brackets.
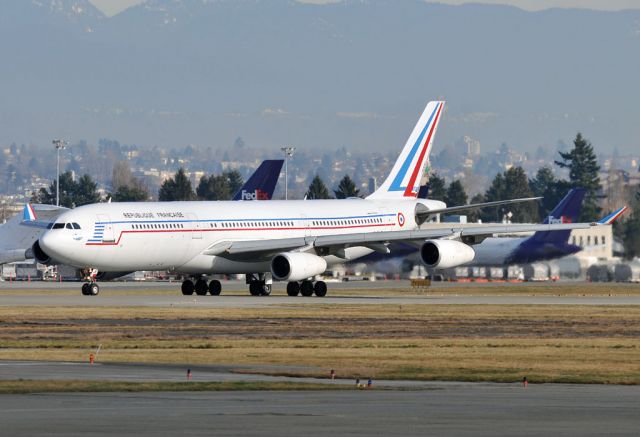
[22, 203, 37, 222]
[597, 206, 628, 225]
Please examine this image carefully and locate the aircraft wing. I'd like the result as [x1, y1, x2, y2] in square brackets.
[206, 222, 594, 260]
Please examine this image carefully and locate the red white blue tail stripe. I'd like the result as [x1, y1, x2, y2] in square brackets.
[367, 101, 444, 199]
[597, 206, 628, 225]
[22, 204, 37, 222]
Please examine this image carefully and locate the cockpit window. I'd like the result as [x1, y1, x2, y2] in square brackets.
[52, 223, 65, 229]
[47, 223, 54, 229]
[72, 223, 81, 229]
[65, 223, 73, 229]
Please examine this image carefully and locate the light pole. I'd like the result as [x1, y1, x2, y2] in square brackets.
[52, 139, 67, 206]
[280, 146, 295, 200]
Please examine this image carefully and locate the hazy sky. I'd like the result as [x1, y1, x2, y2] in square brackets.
[89, 0, 640, 16]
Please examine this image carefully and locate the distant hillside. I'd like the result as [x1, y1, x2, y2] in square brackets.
[1, 0, 639, 152]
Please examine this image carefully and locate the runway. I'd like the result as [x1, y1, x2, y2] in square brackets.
[1, 280, 639, 306]
[0, 383, 637, 436]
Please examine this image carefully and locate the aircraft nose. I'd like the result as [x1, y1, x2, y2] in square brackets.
[38, 230, 64, 262]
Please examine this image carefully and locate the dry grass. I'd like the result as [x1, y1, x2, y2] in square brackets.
[0, 379, 341, 394]
[1, 304, 639, 384]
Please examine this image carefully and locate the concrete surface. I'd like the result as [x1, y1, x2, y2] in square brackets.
[0, 384, 637, 436]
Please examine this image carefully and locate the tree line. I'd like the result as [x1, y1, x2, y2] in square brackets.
[427, 133, 602, 224]
[29, 133, 640, 258]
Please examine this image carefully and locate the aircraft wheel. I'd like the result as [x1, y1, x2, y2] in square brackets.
[195, 278, 208, 296]
[81, 283, 90, 295]
[249, 282, 261, 296]
[88, 283, 100, 296]
[313, 281, 327, 297]
[286, 282, 300, 296]
[208, 280, 222, 296]
[300, 280, 314, 297]
[261, 284, 272, 296]
[181, 279, 195, 295]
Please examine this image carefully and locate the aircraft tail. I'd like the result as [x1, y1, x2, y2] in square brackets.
[232, 159, 284, 201]
[22, 204, 37, 222]
[597, 206, 628, 225]
[533, 188, 586, 244]
[366, 101, 445, 200]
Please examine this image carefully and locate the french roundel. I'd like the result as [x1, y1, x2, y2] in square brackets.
[397, 212, 405, 227]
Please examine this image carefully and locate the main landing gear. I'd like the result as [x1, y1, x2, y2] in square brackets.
[181, 278, 222, 296]
[247, 273, 271, 296]
[286, 280, 327, 297]
[80, 268, 100, 296]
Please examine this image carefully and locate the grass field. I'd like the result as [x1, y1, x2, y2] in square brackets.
[1, 302, 639, 384]
[0, 380, 342, 394]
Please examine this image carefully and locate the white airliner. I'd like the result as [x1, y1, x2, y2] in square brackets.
[34, 101, 595, 296]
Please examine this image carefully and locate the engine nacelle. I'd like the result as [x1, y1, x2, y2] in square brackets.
[271, 252, 328, 281]
[31, 240, 52, 265]
[420, 240, 475, 269]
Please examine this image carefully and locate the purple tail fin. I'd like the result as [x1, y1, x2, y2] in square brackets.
[232, 160, 284, 201]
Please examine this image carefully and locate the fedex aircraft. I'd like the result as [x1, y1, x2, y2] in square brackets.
[34, 101, 598, 297]
[364, 189, 626, 274]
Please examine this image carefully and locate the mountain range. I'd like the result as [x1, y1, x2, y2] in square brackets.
[1, 0, 639, 153]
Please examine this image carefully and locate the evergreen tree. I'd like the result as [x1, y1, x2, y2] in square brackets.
[444, 180, 467, 207]
[426, 173, 446, 201]
[306, 175, 332, 199]
[224, 170, 244, 196]
[333, 175, 360, 199]
[109, 160, 149, 202]
[482, 167, 537, 223]
[620, 188, 640, 259]
[555, 133, 602, 221]
[529, 166, 570, 221]
[31, 171, 100, 208]
[75, 174, 101, 206]
[196, 174, 231, 200]
[158, 168, 195, 201]
[467, 193, 485, 223]
[112, 185, 149, 202]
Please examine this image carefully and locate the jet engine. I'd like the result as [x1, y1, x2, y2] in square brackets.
[271, 252, 328, 281]
[31, 240, 52, 265]
[420, 240, 475, 269]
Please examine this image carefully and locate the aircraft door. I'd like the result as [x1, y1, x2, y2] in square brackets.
[96, 214, 115, 243]
[187, 213, 202, 239]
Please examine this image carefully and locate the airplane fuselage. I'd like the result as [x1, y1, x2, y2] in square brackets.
[41, 198, 427, 274]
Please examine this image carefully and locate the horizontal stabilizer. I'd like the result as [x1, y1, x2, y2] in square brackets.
[417, 197, 542, 220]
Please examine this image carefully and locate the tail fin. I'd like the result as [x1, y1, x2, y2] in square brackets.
[232, 159, 284, 201]
[532, 188, 586, 244]
[366, 101, 445, 200]
[22, 203, 37, 222]
[542, 188, 586, 225]
[597, 206, 628, 225]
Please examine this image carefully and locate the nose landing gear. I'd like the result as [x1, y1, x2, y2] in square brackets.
[80, 268, 100, 296]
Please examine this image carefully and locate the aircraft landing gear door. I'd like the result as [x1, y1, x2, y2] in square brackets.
[96, 214, 115, 243]
[187, 213, 202, 239]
